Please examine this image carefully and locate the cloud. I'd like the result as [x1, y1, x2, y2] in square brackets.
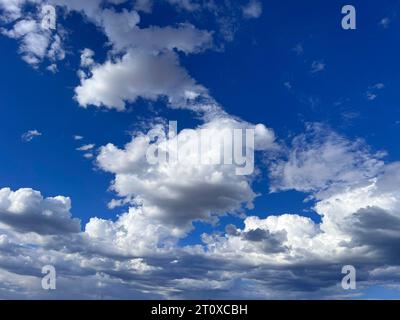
[242, 0, 262, 19]
[21, 129, 42, 142]
[96, 117, 277, 234]
[75, 49, 216, 114]
[292, 43, 304, 55]
[2, 154, 400, 299]
[310, 60, 325, 74]
[76, 144, 95, 151]
[366, 83, 385, 101]
[283, 81, 292, 90]
[0, 5, 65, 68]
[79, 48, 94, 68]
[0, 188, 80, 235]
[379, 17, 391, 28]
[99, 8, 212, 54]
[269, 123, 385, 198]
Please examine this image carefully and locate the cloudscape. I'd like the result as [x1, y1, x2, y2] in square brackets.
[1, 0, 400, 299]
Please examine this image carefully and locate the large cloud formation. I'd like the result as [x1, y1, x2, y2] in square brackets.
[0, 123, 400, 299]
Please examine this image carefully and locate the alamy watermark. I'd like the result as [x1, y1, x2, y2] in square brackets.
[41, 265, 56, 290]
[341, 265, 356, 290]
[41, 4, 56, 30]
[341, 5, 356, 30]
[145, 121, 255, 176]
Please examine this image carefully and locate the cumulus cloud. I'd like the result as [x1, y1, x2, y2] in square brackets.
[3, 157, 400, 299]
[96, 117, 277, 233]
[75, 49, 218, 114]
[0, 188, 80, 235]
[0, 4, 65, 67]
[99, 8, 212, 54]
[1, 0, 262, 117]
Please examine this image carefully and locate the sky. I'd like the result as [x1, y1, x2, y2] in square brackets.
[1, 0, 400, 299]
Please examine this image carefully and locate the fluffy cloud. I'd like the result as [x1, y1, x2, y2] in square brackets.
[97, 117, 277, 233]
[0, 188, 80, 235]
[0, 3, 65, 67]
[75, 50, 212, 112]
[1, 146, 400, 298]
[99, 8, 212, 54]
[2, 158, 400, 299]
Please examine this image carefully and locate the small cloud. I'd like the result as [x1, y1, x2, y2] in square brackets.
[46, 64, 58, 73]
[379, 17, 391, 28]
[310, 60, 325, 74]
[366, 83, 385, 101]
[342, 111, 360, 121]
[372, 83, 385, 90]
[307, 96, 320, 108]
[21, 130, 42, 142]
[292, 43, 304, 55]
[242, 0, 263, 19]
[74, 135, 84, 140]
[284, 82, 292, 90]
[80, 48, 95, 68]
[76, 144, 95, 151]
[366, 92, 377, 101]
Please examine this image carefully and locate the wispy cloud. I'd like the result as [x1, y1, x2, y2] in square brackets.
[21, 129, 42, 142]
[379, 17, 391, 28]
[292, 43, 304, 55]
[283, 81, 292, 90]
[76, 144, 95, 151]
[242, 0, 263, 19]
[366, 83, 385, 101]
[310, 60, 325, 74]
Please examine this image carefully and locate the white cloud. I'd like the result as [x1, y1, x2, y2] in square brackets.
[310, 60, 325, 74]
[96, 117, 277, 234]
[366, 83, 385, 101]
[2, 153, 400, 299]
[0, 188, 80, 235]
[79, 48, 94, 68]
[0, 2, 65, 68]
[134, 0, 153, 13]
[75, 49, 215, 113]
[242, 0, 262, 19]
[379, 17, 391, 28]
[269, 124, 385, 198]
[76, 144, 95, 151]
[99, 8, 212, 54]
[292, 43, 304, 55]
[21, 129, 41, 142]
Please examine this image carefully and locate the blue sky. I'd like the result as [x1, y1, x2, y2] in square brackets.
[1, 0, 400, 299]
